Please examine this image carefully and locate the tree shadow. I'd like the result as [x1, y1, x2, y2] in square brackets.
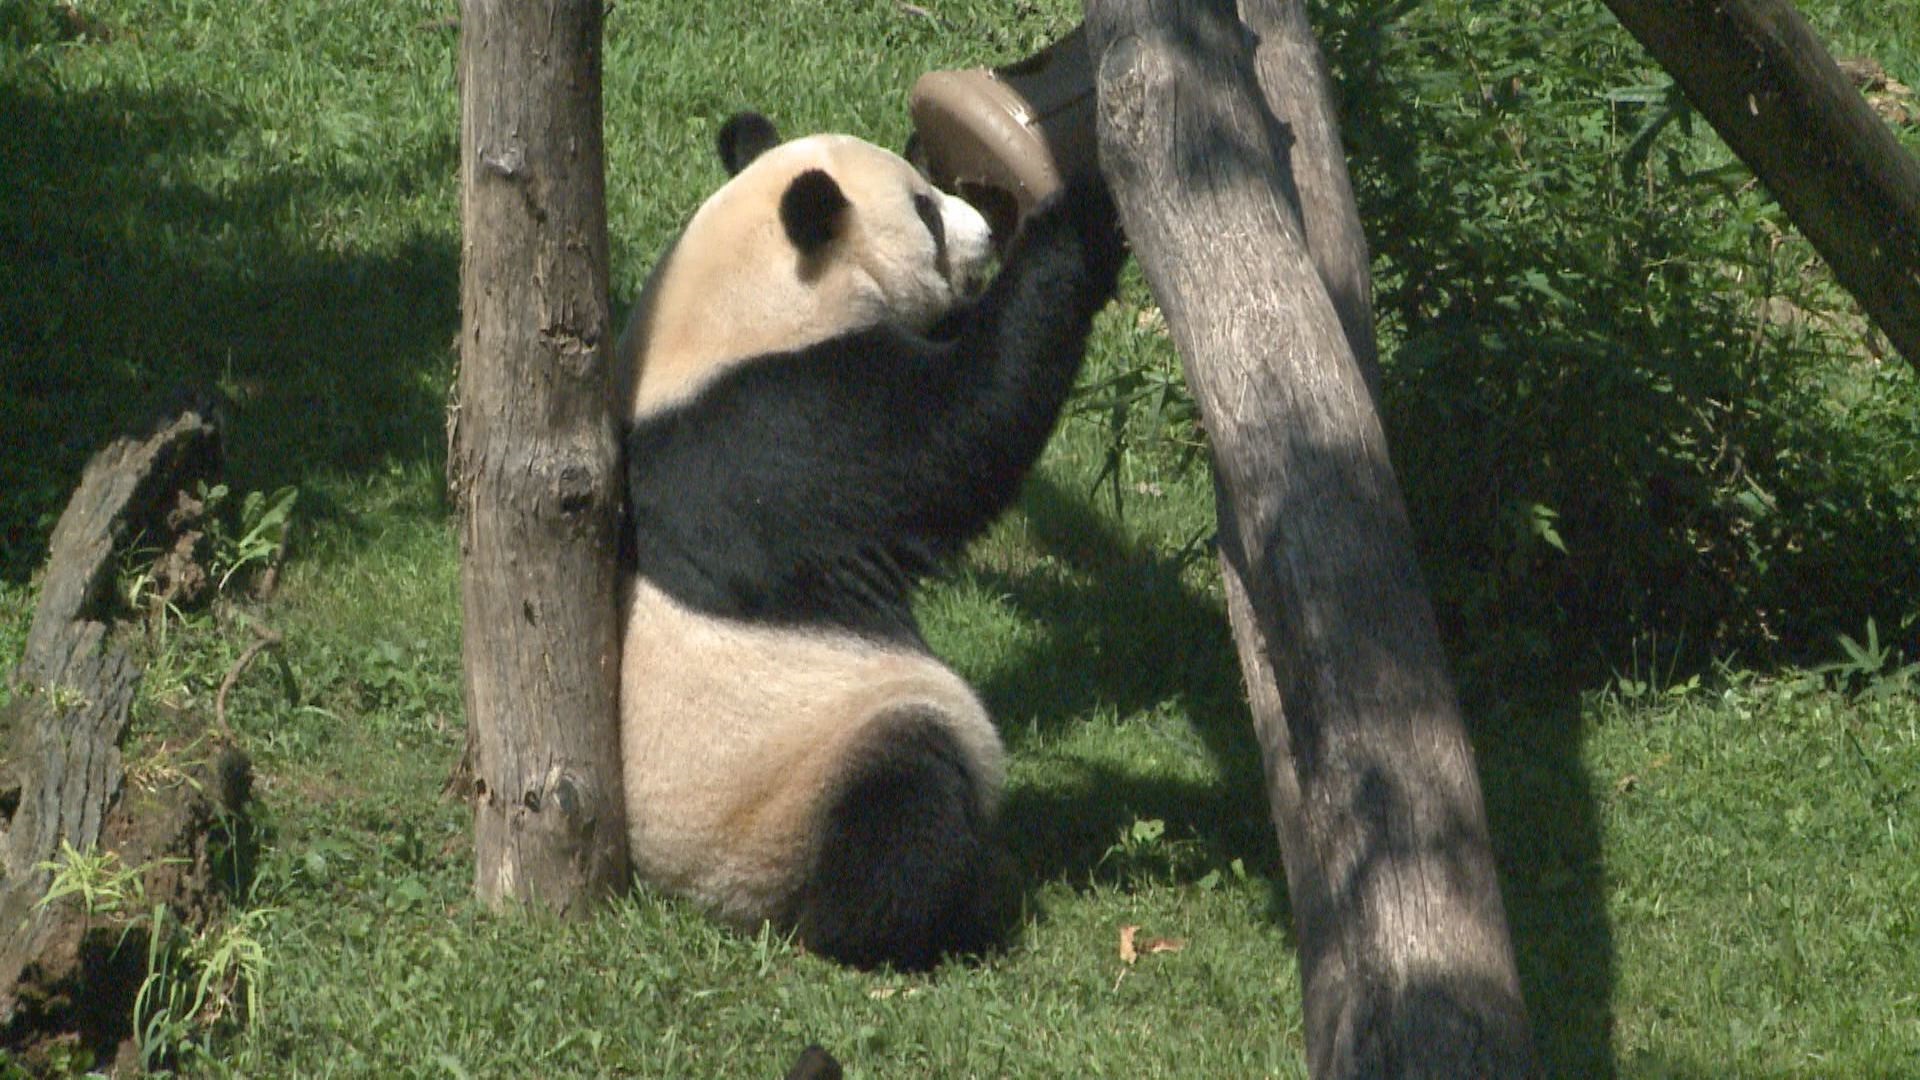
[976, 479, 1247, 748]
[1465, 689, 1616, 1079]
[971, 468, 1614, 1077]
[970, 476, 1285, 915]
[0, 58, 458, 582]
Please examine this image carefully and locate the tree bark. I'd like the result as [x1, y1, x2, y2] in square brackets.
[1081, 2, 1536, 1075]
[1598, 0, 1920, 366]
[0, 409, 251, 1072]
[1234, 0, 1378, 393]
[454, 0, 627, 913]
[1, 412, 218, 1014]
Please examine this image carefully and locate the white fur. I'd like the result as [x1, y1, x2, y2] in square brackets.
[617, 133, 992, 422]
[614, 127, 1003, 935]
[620, 580, 1003, 927]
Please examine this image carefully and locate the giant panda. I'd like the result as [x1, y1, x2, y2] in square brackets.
[615, 111, 1124, 971]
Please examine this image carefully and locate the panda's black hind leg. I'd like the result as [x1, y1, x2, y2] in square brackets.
[793, 708, 1005, 971]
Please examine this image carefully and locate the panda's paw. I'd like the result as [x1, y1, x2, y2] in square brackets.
[1024, 177, 1126, 300]
[1064, 177, 1127, 282]
[795, 707, 1003, 971]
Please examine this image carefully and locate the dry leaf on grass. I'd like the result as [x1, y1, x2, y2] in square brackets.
[1119, 925, 1188, 966]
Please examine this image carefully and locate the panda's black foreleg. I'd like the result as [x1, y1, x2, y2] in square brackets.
[792, 708, 1004, 971]
[922, 179, 1127, 515]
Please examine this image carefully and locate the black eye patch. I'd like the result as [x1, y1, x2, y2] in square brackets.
[912, 192, 947, 260]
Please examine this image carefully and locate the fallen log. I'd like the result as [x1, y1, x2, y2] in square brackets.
[0, 408, 251, 1072]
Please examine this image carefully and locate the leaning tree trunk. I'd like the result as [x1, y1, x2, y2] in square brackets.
[1236, 0, 1378, 392]
[1598, 0, 1920, 366]
[453, 0, 627, 912]
[1081, 2, 1536, 1075]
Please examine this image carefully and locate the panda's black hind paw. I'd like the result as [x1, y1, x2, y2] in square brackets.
[793, 709, 1004, 971]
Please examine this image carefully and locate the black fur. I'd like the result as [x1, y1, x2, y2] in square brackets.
[626, 179, 1126, 647]
[625, 146, 1123, 969]
[780, 169, 851, 255]
[717, 111, 782, 176]
[784, 1045, 843, 1080]
[791, 708, 999, 971]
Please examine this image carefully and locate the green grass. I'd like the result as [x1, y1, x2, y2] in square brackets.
[1595, 673, 1920, 1075]
[4, 0, 1919, 1075]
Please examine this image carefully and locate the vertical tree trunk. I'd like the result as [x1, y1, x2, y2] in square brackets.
[454, 0, 627, 913]
[1081, 2, 1536, 1074]
[1597, 0, 1920, 366]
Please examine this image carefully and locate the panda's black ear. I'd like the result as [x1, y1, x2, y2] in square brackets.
[718, 112, 782, 176]
[781, 169, 850, 255]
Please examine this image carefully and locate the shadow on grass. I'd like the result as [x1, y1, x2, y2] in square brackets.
[975, 477, 1280, 902]
[985, 466, 1614, 1073]
[0, 62, 457, 582]
[1464, 687, 1615, 1078]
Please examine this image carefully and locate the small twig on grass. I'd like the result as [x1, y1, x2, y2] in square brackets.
[214, 622, 286, 738]
[894, 2, 960, 32]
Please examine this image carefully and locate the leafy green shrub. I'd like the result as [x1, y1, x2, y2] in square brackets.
[134, 904, 271, 1071]
[1310, 0, 1920, 683]
[1078, 1, 1920, 685]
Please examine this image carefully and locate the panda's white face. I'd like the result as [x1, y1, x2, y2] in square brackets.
[817, 135, 996, 330]
[619, 128, 993, 420]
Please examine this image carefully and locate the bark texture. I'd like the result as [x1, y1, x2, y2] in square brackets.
[1599, 0, 1920, 365]
[454, 0, 627, 912]
[1081, 2, 1536, 1074]
[1, 415, 218, 1008]
[1235, 0, 1378, 391]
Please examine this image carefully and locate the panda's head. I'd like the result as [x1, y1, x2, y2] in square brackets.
[621, 112, 995, 417]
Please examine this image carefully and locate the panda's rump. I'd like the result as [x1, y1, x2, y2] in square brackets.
[619, 579, 1003, 928]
